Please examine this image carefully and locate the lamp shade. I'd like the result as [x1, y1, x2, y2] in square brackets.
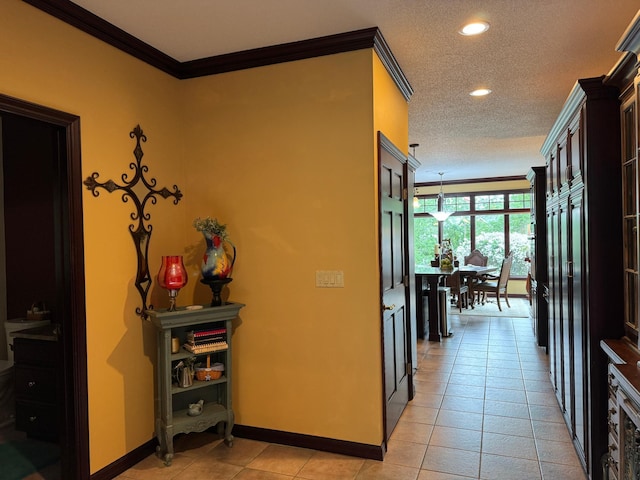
[158, 255, 188, 290]
[430, 211, 453, 222]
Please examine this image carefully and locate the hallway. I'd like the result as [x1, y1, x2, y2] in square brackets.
[116, 306, 586, 479]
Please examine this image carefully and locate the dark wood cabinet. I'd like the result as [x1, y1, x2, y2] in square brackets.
[599, 12, 640, 480]
[526, 166, 548, 349]
[13, 336, 59, 441]
[541, 76, 623, 479]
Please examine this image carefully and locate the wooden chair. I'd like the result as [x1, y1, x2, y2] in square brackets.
[445, 270, 470, 311]
[464, 249, 488, 267]
[474, 254, 513, 311]
[464, 249, 488, 304]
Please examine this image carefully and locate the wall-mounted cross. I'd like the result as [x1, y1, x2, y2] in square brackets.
[83, 125, 183, 318]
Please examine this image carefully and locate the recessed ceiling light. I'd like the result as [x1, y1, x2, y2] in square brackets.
[469, 88, 492, 97]
[459, 21, 490, 36]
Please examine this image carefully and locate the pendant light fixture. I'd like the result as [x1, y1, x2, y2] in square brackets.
[410, 143, 420, 209]
[430, 172, 453, 222]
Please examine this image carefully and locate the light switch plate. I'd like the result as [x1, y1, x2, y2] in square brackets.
[315, 270, 344, 288]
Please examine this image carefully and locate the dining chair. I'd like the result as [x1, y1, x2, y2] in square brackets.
[464, 249, 488, 267]
[464, 249, 488, 304]
[445, 270, 470, 312]
[474, 253, 513, 311]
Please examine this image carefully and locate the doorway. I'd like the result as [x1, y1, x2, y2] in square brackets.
[0, 94, 89, 479]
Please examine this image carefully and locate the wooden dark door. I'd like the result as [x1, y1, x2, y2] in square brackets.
[378, 133, 410, 441]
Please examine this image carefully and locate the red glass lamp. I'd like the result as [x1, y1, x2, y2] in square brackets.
[157, 255, 188, 311]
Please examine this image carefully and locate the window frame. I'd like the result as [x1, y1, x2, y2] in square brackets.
[414, 188, 531, 278]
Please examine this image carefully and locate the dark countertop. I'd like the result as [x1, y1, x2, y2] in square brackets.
[10, 324, 59, 342]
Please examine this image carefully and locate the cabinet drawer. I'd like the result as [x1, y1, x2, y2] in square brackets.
[13, 338, 57, 365]
[15, 401, 58, 439]
[14, 366, 56, 401]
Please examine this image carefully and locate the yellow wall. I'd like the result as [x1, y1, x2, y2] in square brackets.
[180, 49, 408, 444]
[0, 1, 191, 472]
[1, 0, 409, 472]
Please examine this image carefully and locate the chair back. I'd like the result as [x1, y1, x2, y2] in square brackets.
[464, 249, 488, 266]
[446, 270, 463, 290]
[498, 254, 514, 289]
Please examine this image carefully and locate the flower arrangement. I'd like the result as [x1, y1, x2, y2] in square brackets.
[193, 217, 228, 240]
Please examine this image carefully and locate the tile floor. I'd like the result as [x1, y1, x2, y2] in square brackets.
[116, 302, 587, 480]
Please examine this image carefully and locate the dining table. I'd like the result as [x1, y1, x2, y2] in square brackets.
[458, 265, 498, 306]
[415, 264, 499, 341]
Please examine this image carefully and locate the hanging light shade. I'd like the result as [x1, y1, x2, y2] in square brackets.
[429, 172, 454, 222]
[413, 187, 420, 209]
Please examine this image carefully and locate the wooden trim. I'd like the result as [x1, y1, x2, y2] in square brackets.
[90, 439, 156, 480]
[22, 0, 182, 77]
[21, 1, 412, 100]
[415, 175, 527, 188]
[92, 425, 384, 479]
[372, 29, 413, 101]
[0, 93, 89, 479]
[233, 425, 385, 461]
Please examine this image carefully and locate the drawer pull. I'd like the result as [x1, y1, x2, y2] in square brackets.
[29, 416, 37, 422]
[27, 381, 36, 388]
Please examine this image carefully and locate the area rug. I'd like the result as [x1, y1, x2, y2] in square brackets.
[0, 438, 60, 480]
[455, 297, 530, 318]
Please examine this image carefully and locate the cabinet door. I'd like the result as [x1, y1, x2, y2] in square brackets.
[547, 153, 556, 198]
[570, 191, 586, 457]
[547, 206, 561, 393]
[559, 199, 571, 418]
[568, 114, 583, 183]
[621, 92, 639, 343]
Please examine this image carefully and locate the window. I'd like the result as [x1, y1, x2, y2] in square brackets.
[414, 189, 531, 278]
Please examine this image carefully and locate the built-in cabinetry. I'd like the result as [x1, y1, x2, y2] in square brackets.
[13, 327, 59, 441]
[526, 166, 548, 349]
[611, 46, 640, 347]
[600, 11, 640, 480]
[541, 76, 623, 479]
[146, 302, 244, 465]
[601, 339, 640, 479]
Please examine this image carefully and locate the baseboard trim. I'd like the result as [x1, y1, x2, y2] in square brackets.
[90, 438, 156, 480]
[90, 425, 384, 479]
[232, 424, 385, 461]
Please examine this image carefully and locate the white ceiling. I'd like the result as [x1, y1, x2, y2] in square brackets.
[69, 0, 640, 183]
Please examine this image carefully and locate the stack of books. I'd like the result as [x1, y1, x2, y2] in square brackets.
[184, 327, 228, 354]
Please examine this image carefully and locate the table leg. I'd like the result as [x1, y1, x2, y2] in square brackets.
[415, 276, 427, 340]
[427, 275, 442, 342]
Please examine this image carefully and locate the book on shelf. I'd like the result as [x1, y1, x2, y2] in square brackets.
[184, 327, 228, 353]
[187, 328, 227, 346]
[183, 341, 228, 354]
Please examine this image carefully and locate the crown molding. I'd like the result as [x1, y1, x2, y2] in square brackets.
[23, 0, 182, 77]
[22, 0, 412, 100]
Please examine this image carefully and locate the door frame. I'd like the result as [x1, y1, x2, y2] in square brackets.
[0, 93, 89, 479]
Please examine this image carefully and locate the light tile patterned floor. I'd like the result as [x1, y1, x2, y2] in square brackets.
[116, 301, 587, 480]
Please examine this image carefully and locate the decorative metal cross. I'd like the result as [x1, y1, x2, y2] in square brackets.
[83, 125, 183, 318]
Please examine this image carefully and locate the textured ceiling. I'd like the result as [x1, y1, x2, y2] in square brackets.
[69, 0, 640, 183]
